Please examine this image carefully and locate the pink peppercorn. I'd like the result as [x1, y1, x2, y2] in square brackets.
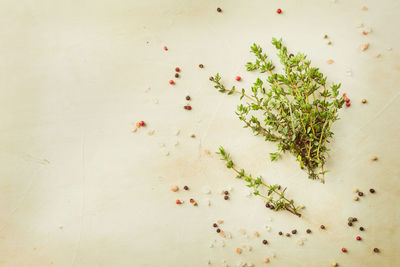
[190, 198, 195, 203]
[235, 76, 241, 81]
[175, 67, 180, 72]
[342, 248, 347, 253]
[276, 8, 282, 14]
[346, 102, 351, 107]
[169, 80, 175, 85]
[345, 98, 350, 103]
[138, 121, 145, 127]
[163, 46, 168, 51]
[356, 236, 361, 241]
[176, 200, 182, 204]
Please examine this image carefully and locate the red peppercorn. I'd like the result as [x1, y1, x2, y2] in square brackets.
[276, 8, 282, 14]
[356, 236, 361, 241]
[139, 121, 145, 127]
[163, 46, 168, 51]
[189, 198, 195, 203]
[169, 80, 175, 85]
[186, 105, 192, 110]
[345, 98, 350, 103]
[342, 93, 347, 98]
[235, 76, 241, 81]
[176, 199, 182, 204]
[175, 67, 180, 72]
[342, 248, 347, 253]
[346, 102, 351, 107]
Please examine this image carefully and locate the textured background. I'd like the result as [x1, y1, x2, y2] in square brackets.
[0, 0, 399, 266]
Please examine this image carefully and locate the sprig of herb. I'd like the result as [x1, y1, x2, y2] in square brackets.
[216, 146, 302, 217]
[210, 38, 345, 182]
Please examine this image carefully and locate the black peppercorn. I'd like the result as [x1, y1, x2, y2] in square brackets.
[217, 7, 222, 12]
[269, 205, 274, 210]
[186, 105, 192, 110]
[183, 185, 189, 190]
[262, 240, 268, 245]
[352, 217, 358, 222]
[278, 231, 283, 235]
[306, 229, 312, 234]
[216, 228, 221, 233]
[348, 222, 353, 226]
[265, 203, 271, 208]
[277, 185, 281, 190]
[175, 73, 179, 78]
[224, 191, 229, 195]
[359, 227, 365, 231]
[289, 53, 294, 58]
[213, 223, 217, 228]
[358, 192, 364, 196]
[373, 248, 380, 253]
[291, 230, 297, 234]
[224, 195, 229, 200]
[320, 225, 326, 230]
[199, 64, 204, 68]
[185, 96, 191, 101]
[370, 188, 375, 193]
[209, 76, 214, 81]
[184, 106, 188, 110]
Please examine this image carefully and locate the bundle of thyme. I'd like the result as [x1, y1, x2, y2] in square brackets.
[217, 146, 302, 217]
[210, 38, 345, 182]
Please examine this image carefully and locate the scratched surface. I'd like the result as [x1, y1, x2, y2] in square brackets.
[0, 0, 400, 266]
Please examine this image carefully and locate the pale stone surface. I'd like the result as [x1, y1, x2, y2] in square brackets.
[0, 0, 399, 267]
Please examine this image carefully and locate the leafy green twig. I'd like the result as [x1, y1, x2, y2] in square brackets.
[210, 38, 345, 182]
[217, 146, 302, 217]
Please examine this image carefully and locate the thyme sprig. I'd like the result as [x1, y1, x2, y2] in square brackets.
[210, 38, 345, 182]
[217, 146, 302, 217]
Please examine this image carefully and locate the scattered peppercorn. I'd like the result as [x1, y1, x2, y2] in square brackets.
[345, 98, 350, 103]
[175, 73, 179, 78]
[371, 156, 378, 161]
[176, 199, 182, 204]
[265, 203, 271, 208]
[169, 80, 175, 85]
[189, 198, 194, 203]
[269, 205, 274, 210]
[262, 240, 268, 245]
[213, 223, 218, 228]
[288, 53, 294, 58]
[199, 64, 204, 68]
[373, 248, 380, 253]
[163, 46, 168, 51]
[235, 76, 241, 81]
[346, 102, 351, 107]
[359, 227, 365, 231]
[332, 262, 338, 267]
[354, 196, 359, 201]
[216, 228, 221, 233]
[217, 7, 222, 12]
[358, 192, 364, 197]
[291, 230, 297, 234]
[306, 229, 312, 234]
[320, 225, 326, 230]
[223, 195, 229, 200]
[370, 188, 375, 193]
[184, 105, 192, 110]
[185, 95, 191, 101]
[285, 233, 291, 237]
[224, 191, 229, 195]
[184, 185, 189, 190]
[209, 76, 214, 81]
[356, 236, 361, 241]
[175, 67, 180, 72]
[352, 217, 358, 222]
[276, 8, 282, 14]
[279, 231, 283, 235]
[362, 98, 367, 104]
[348, 222, 353, 226]
[341, 248, 347, 253]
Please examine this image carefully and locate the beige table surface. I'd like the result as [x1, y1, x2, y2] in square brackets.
[1, 0, 400, 266]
